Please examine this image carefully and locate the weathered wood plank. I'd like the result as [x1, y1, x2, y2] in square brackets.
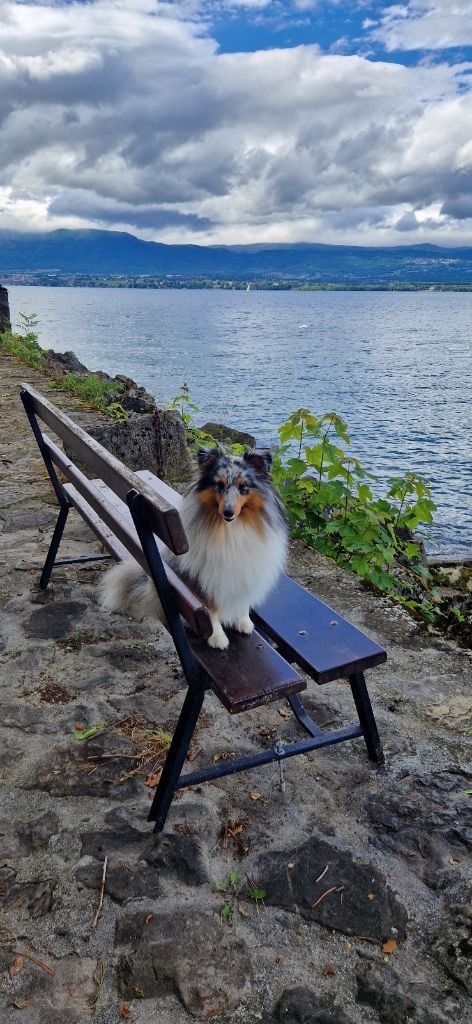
[22, 384, 188, 554]
[188, 631, 305, 713]
[252, 574, 387, 683]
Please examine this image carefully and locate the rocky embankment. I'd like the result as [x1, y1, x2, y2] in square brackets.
[0, 351, 471, 1024]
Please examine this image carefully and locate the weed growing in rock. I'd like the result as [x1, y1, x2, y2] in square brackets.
[170, 382, 244, 454]
[213, 870, 266, 922]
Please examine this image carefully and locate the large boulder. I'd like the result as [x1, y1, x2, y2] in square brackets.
[90, 408, 193, 483]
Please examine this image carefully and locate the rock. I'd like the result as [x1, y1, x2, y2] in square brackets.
[87, 408, 193, 482]
[141, 833, 210, 887]
[256, 837, 407, 940]
[200, 421, 256, 448]
[426, 695, 472, 727]
[115, 911, 155, 947]
[116, 910, 252, 1017]
[3, 879, 55, 918]
[19, 735, 141, 798]
[76, 832, 209, 903]
[0, 508, 57, 534]
[269, 987, 354, 1023]
[356, 964, 452, 1024]
[431, 883, 472, 993]
[24, 600, 87, 639]
[16, 812, 60, 853]
[43, 349, 89, 374]
[366, 770, 472, 889]
[114, 375, 157, 415]
[75, 857, 161, 903]
[0, 285, 11, 332]
[80, 821, 147, 860]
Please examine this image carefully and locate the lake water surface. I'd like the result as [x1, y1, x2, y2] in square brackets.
[8, 286, 472, 557]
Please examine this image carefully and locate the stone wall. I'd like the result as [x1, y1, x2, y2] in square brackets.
[0, 285, 11, 332]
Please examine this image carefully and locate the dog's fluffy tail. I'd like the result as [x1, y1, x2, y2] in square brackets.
[97, 560, 165, 625]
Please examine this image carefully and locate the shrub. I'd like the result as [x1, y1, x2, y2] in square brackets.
[272, 408, 437, 618]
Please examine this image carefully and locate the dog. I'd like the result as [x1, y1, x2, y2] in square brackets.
[98, 445, 288, 650]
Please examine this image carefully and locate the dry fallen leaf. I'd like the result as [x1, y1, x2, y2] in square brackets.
[367, 893, 376, 901]
[382, 939, 397, 954]
[278, 708, 292, 719]
[119, 1003, 134, 1020]
[249, 790, 262, 801]
[9, 955, 25, 977]
[322, 964, 336, 976]
[11, 997, 29, 1010]
[143, 770, 162, 788]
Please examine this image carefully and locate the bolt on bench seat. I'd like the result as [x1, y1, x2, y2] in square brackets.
[20, 383, 385, 832]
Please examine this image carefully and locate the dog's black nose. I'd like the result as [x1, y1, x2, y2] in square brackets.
[223, 510, 235, 522]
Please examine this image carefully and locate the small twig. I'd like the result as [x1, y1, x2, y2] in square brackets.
[88, 959, 105, 1008]
[92, 856, 108, 929]
[311, 885, 344, 909]
[16, 950, 55, 978]
[315, 864, 329, 883]
[350, 934, 383, 946]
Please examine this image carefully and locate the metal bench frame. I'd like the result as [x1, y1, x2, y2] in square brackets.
[21, 384, 385, 833]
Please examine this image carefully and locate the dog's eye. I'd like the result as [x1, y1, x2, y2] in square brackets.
[216, 481, 225, 493]
[239, 484, 249, 495]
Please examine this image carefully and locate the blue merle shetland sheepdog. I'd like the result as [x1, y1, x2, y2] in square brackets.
[98, 446, 288, 650]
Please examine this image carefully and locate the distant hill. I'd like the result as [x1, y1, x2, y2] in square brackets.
[0, 229, 471, 284]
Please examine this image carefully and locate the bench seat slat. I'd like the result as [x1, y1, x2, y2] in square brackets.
[252, 574, 387, 683]
[188, 632, 305, 713]
[137, 469, 387, 684]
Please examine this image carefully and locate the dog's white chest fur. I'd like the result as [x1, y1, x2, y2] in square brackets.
[167, 502, 287, 626]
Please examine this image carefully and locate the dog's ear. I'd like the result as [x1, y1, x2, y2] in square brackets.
[243, 448, 273, 478]
[197, 446, 224, 471]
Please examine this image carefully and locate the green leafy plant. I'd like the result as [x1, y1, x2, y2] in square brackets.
[272, 408, 437, 618]
[170, 382, 244, 454]
[213, 870, 266, 921]
[50, 371, 126, 416]
[0, 311, 44, 367]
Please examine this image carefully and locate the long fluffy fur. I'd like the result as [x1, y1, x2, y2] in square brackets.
[98, 446, 288, 649]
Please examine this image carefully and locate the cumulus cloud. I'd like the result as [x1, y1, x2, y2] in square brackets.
[0, 0, 471, 245]
[371, 0, 472, 52]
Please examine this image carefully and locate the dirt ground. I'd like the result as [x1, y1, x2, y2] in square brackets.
[0, 352, 471, 1024]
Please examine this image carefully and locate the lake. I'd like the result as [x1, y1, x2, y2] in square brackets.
[7, 285, 472, 557]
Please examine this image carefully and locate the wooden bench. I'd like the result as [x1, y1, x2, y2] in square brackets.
[21, 383, 386, 832]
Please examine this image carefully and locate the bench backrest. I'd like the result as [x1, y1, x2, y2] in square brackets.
[21, 383, 188, 555]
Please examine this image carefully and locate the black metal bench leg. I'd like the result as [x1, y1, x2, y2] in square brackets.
[40, 503, 70, 589]
[348, 671, 384, 764]
[148, 685, 205, 832]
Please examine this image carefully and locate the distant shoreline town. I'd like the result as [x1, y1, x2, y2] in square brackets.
[4, 274, 472, 291]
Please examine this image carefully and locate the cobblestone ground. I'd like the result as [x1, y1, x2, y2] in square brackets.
[0, 354, 471, 1024]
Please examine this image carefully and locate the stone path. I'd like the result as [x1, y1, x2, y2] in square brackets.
[0, 353, 471, 1024]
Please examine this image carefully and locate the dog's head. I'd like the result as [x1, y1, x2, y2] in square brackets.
[196, 446, 273, 523]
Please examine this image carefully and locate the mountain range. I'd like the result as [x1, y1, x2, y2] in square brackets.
[0, 229, 471, 284]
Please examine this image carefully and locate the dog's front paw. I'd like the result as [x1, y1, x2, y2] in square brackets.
[235, 615, 254, 635]
[208, 627, 229, 650]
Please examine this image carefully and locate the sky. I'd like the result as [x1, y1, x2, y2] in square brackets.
[0, 0, 471, 247]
